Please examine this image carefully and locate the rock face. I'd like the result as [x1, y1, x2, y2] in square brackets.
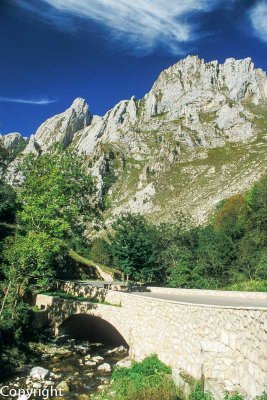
[0, 132, 27, 151]
[72, 56, 267, 160]
[5, 56, 267, 224]
[24, 97, 91, 152]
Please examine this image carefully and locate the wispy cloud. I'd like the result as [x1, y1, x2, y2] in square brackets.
[0, 96, 58, 105]
[14, 0, 224, 55]
[249, 1, 267, 43]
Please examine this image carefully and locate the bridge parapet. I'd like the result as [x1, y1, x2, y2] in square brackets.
[147, 286, 267, 301]
[54, 280, 108, 301]
[35, 291, 267, 400]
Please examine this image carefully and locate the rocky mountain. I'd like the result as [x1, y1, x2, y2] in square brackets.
[23, 98, 91, 156]
[0, 132, 27, 151]
[5, 56, 267, 224]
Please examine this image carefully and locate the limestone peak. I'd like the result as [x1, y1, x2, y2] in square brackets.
[70, 97, 89, 112]
[23, 98, 92, 151]
[7, 56, 267, 225]
[0, 132, 27, 151]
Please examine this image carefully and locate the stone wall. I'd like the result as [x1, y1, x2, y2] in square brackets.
[36, 291, 267, 399]
[54, 280, 107, 301]
[32, 309, 48, 330]
[147, 286, 267, 301]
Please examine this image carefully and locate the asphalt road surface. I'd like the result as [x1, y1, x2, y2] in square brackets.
[130, 291, 267, 308]
[65, 280, 267, 308]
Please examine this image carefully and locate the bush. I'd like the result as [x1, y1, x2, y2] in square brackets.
[113, 354, 171, 379]
[224, 393, 245, 400]
[110, 214, 164, 282]
[90, 238, 112, 266]
[189, 382, 213, 400]
[93, 355, 178, 400]
[255, 394, 267, 400]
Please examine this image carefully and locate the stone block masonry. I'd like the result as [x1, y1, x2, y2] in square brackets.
[36, 289, 267, 399]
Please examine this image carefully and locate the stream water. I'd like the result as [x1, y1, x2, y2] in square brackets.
[1, 337, 129, 399]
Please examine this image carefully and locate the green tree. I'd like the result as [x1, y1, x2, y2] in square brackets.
[90, 238, 113, 266]
[110, 213, 163, 282]
[167, 246, 194, 288]
[0, 141, 9, 175]
[18, 145, 96, 240]
[246, 175, 267, 231]
[0, 181, 18, 274]
[235, 176, 267, 281]
[157, 218, 197, 286]
[0, 141, 17, 224]
[214, 194, 247, 239]
[0, 232, 66, 334]
[237, 231, 267, 280]
[194, 226, 237, 288]
[0, 180, 17, 223]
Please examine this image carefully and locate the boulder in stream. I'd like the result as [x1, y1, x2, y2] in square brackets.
[56, 380, 70, 394]
[105, 345, 127, 355]
[29, 366, 50, 380]
[85, 360, 97, 367]
[91, 356, 104, 363]
[97, 363, 111, 372]
[116, 356, 132, 368]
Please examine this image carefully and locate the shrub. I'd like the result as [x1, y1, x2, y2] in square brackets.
[224, 393, 245, 400]
[255, 394, 267, 400]
[189, 382, 213, 400]
[93, 355, 178, 400]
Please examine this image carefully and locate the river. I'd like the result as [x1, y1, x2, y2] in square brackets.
[1, 337, 129, 399]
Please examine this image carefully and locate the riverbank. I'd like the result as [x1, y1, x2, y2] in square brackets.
[1, 337, 128, 399]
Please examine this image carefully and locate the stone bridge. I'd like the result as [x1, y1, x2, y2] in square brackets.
[35, 284, 267, 400]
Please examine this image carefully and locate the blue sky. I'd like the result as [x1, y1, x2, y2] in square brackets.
[0, 0, 267, 137]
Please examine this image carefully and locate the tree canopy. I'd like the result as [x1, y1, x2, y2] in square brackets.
[110, 213, 164, 282]
[18, 145, 96, 239]
[104, 175, 267, 289]
[0, 145, 98, 341]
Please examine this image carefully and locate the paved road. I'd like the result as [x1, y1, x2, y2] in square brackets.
[60, 280, 267, 308]
[73, 280, 122, 287]
[130, 291, 267, 308]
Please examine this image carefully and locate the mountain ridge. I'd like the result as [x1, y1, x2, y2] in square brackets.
[2, 55, 267, 225]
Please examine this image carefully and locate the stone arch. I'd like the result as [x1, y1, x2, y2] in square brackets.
[58, 313, 129, 347]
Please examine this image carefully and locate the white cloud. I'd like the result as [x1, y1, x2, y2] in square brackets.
[249, 1, 267, 43]
[0, 96, 58, 105]
[15, 0, 222, 54]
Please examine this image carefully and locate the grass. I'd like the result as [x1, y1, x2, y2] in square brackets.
[242, 100, 267, 133]
[39, 290, 121, 307]
[149, 138, 267, 224]
[91, 355, 267, 400]
[199, 111, 217, 123]
[69, 248, 121, 278]
[31, 305, 47, 313]
[100, 104, 266, 228]
[179, 375, 267, 400]
[152, 111, 169, 119]
[92, 355, 178, 400]
[224, 280, 267, 292]
[103, 156, 147, 213]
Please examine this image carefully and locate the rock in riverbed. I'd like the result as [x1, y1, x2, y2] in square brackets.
[91, 356, 104, 363]
[105, 346, 127, 355]
[97, 363, 111, 372]
[29, 366, 50, 380]
[85, 360, 97, 367]
[116, 356, 132, 368]
[56, 380, 70, 394]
